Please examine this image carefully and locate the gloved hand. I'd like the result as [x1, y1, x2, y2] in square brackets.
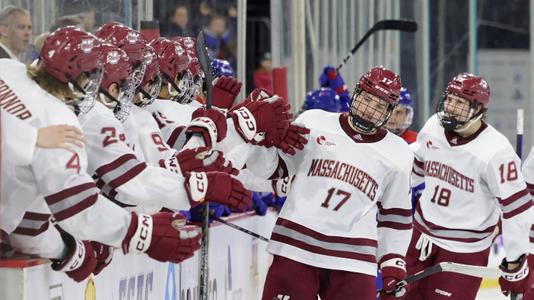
[188, 202, 231, 224]
[499, 254, 531, 298]
[186, 107, 228, 148]
[176, 147, 239, 176]
[90, 241, 114, 275]
[379, 255, 408, 300]
[122, 212, 201, 264]
[51, 232, 98, 282]
[212, 76, 242, 109]
[319, 65, 348, 95]
[276, 123, 310, 155]
[184, 171, 252, 211]
[260, 193, 286, 209]
[250, 192, 268, 216]
[228, 95, 292, 146]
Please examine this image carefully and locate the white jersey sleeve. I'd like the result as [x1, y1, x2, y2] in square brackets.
[377, 157, 414, 261]
[2, 109, 37, 166]
[485, 148, 533, 261]
[79, 103, 191, 211]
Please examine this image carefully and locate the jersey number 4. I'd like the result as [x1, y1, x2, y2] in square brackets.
[321, 188, 352, 211]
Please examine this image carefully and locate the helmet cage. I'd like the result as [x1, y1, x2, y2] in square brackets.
[436, 92, 485, 131]
[349, 86, 396, 133]
[69, 66, 103, 117]
[137, 73, 162, 107]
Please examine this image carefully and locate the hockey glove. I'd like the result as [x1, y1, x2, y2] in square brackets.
[272, 176, 292, 197]
[499, 254, 532, 298]
[186, 107, 228, 149]
[250, 192, 268, 216]
[176, 147, 239, 176]
[212, 76, 242, 109]
[276, 123, 310, 155]
[228, 95, 292, 146]
[90, 241, 114, 275]
[184, 171, 252, 211]
[379, 255, 408, 299]
[122, 212, 201, 264]
[51, 232, 98, 282]
[319, 65, 348, 94]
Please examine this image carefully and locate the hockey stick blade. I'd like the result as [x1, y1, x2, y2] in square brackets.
[377, 262, 501, 295]
[195, 30, 213, 300]
[336, 19, 418, 71]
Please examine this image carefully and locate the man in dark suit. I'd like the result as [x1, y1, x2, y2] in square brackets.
[0, 6, 32, 60]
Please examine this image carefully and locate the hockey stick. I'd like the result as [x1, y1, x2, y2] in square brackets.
[195, 30, 214, 300]
[336, 19, 418, 71]
[377, 262, 501, 295]
[517, 108, 524, 160]
[214, 217, 270, 242]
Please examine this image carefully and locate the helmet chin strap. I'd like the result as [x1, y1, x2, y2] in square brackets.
[454, 111, 483, 133]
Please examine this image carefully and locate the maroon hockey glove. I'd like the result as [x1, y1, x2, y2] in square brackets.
[184, 171, 252, 211]
[177, 147, 239, 176]
[276, 123, 310, 155]
[122, 212, 201, 264]
[186, 107, 228, 148]
[90, 241, 114, 275]
[499, 254, 532, 298]
[212, 76, 242, 109]
[51, 233, 97, 282]
[379, 255, 408, 300]
[228, 96, 292, 146]
[245, 88, 272, 102]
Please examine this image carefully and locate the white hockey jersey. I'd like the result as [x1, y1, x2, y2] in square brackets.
[412, 114, 531, 261]
[78, 101, 190, 211]
[129, 104, 178, 165]
[145, 99, 195, 150]
[1, 108, 37, 166]
[521, 147, 534, 254]
[246, 110, 414, 275]
[0, 59, 130, 247]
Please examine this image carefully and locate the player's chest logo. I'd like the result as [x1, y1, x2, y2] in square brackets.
[316, 135, 336, 146]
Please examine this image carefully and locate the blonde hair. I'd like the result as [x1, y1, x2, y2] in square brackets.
[27, 63, 77, 110]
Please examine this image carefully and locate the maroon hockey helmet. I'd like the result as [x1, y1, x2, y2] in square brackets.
[136, 45, 162, 106]
[446, 72, 490, 108]
[95, 23, 150, 69]
[150, 38, 191, 80]
[349, 66, 402, 133]
[99, 44, 132, 91]
[40, 26, 103, 84]
[150, 37, 193, 102]
[358, 66, 402, 105]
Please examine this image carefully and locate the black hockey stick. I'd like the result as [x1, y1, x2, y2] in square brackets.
[336, 19, 418, 71]
[214, 216, 270, 242]
[377, 262, 501, 295]
[195, 30, 214, 300]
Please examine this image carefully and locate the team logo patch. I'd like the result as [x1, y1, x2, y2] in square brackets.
[316, 135, 336, 146]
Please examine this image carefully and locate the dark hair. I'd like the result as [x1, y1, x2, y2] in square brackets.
[50, 15, 82, 32]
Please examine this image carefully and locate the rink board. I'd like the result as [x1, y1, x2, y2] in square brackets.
[0, 211, 277, 300]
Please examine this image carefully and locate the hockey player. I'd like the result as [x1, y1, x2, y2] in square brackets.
[406, 73, 533, 299]
[520, 148, 534, 299]
[0, 27, 204, 281]
[252, 66, 413, 300]
[385, 87, 417, 144]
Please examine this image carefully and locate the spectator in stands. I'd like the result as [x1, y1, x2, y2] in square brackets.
[204, 15, 232, 58]
[0, 6, 32, 60]
[79, 8, 96, 32]
[253, 52, 273, 92]
[163, 4, 193, 38]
